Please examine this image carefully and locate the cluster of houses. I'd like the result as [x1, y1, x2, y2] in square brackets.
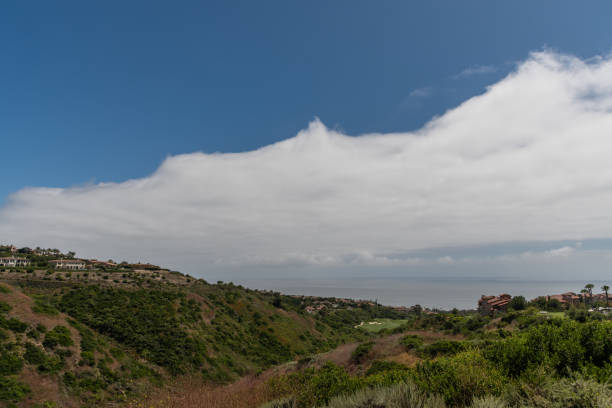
[0, 255, 163, 272]
[479, 290, 611, 315]
[0, 256, 90, 270]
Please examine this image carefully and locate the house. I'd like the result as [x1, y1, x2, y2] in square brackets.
[478, 294, 512, 315]
[547, 292, 581, 306]
[33, 248, 61, 256]
[0, 257, 31, 267]
[87, 259, 117, 269]
[592, 293, 612, 304]
[129, 263, 161, 271]
[49, 259, 86, 270]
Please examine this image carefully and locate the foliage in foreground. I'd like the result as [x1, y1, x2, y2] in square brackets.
[263, 318, 612, 407]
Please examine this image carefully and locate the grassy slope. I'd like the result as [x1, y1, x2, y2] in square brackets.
[1, 274, 408, 407]
[355, 318, 409, 333]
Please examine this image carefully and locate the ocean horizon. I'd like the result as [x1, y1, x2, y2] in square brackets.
[238, 277, 605, 310]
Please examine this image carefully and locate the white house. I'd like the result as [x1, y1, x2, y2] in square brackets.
[0, 257, 31, 267]
[49, 259, 86, 270]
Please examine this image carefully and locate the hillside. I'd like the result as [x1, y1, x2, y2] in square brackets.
[2, 246, 611, 408]
[0, 247, 413, 407]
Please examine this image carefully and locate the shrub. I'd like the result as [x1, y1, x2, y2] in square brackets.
[413, 350, 505, 406]
[32, 298, 59, 315]
[422, 340, 468, 358]
[0, 376, 30, 402]
[322, 382, 446, 408]
[508, 296, 527, 311]
[365, 360, 409, 376]
[485, 320, 612, 378]
[43, 325, 73, 349]
[300, 363, 361, 407]
[24, 342, 47, 365]
[2, 317, 28, 333]
[0, 301, 11, 314]
[0, 349, 23, 375]
[507, 374, 612, 408]
[469, 395, 507, 408]
[351, 341, 374, 364]
[400, 334, 424, 351]
[259, 397, 296, 408]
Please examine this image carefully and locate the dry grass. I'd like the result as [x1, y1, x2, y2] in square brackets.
[126, 375, 276, 408]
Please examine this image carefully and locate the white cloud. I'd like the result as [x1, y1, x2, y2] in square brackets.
[453, 64, 496, 79]
[408, 87, 433, 98]
[3, 51, 612, 278]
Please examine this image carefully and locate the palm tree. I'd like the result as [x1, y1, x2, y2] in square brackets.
[585, 284, 594, 305]
[602, 285, 610, 307]
[580, 289, 588, 307]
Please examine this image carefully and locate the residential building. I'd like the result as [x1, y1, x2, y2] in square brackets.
[546, 292, 580, 306]
[478, 294, 512, 315]
[129, 263, 161, 270]
[87, 259, 117, 269]
[49, 259, 86, 270]
[0, 257, 31, 267]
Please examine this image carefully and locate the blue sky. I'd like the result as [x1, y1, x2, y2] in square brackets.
[3, 2, 612, 281]
[2, 1, 611, 203]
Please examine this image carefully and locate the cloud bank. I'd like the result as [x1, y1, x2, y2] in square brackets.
[3, 51, 612, 279]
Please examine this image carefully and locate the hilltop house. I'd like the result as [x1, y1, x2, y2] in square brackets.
[129, 263, 161, 271]
[478, 294, 512, 315]
[49, 259, 86, 270]
[0, 257, 31, 267]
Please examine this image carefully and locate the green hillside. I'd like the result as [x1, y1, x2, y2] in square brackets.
[0, 252, 411, 408]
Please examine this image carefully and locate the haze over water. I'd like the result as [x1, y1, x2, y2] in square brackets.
[240, 277, 603, 310]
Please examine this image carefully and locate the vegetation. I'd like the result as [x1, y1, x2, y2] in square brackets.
[1, 246, 611, 407]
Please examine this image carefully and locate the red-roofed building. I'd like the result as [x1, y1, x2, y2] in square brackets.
[478, 294, 512, 315]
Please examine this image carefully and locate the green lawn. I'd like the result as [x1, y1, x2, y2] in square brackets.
[355, 318, 408, 333]
[545, 311, 567, 319]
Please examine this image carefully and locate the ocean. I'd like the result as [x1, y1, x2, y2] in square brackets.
[238, 277, 604, 310]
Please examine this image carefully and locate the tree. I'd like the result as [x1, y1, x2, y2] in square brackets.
[602, 285, 610, 307]
[508, 296, 526, 311]
[580, 289, 588, 307]
[585, 284, 594, 305]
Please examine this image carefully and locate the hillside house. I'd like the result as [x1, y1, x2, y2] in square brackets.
[0, 257, 31, 267]
[478, 294, 512, 315]
[129, 263, 161, 271]
[49, 259, 86, 270]
[87, 259, 117, 269]
[547, 292, 580, 306]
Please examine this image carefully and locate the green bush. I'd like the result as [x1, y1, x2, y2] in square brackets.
[506, 374, 612, 408]
[400, 334, 424, 351]
[484, 320, 612, 378]
[0, 301, 11, 314]
[0, 376, 30, 402]
[58, 287, 205, 374]
[351, 341, 374, 363]
[365, 360, 409, 376]
[413, 350, 505, 406]
[0, 349, 23, 375]
[2, 317, 28, 333]
[24, 342, 47, 365]
[422, 340, 468, 358]
[43, 326, 73, 349]
[32, 298, 59, 315]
